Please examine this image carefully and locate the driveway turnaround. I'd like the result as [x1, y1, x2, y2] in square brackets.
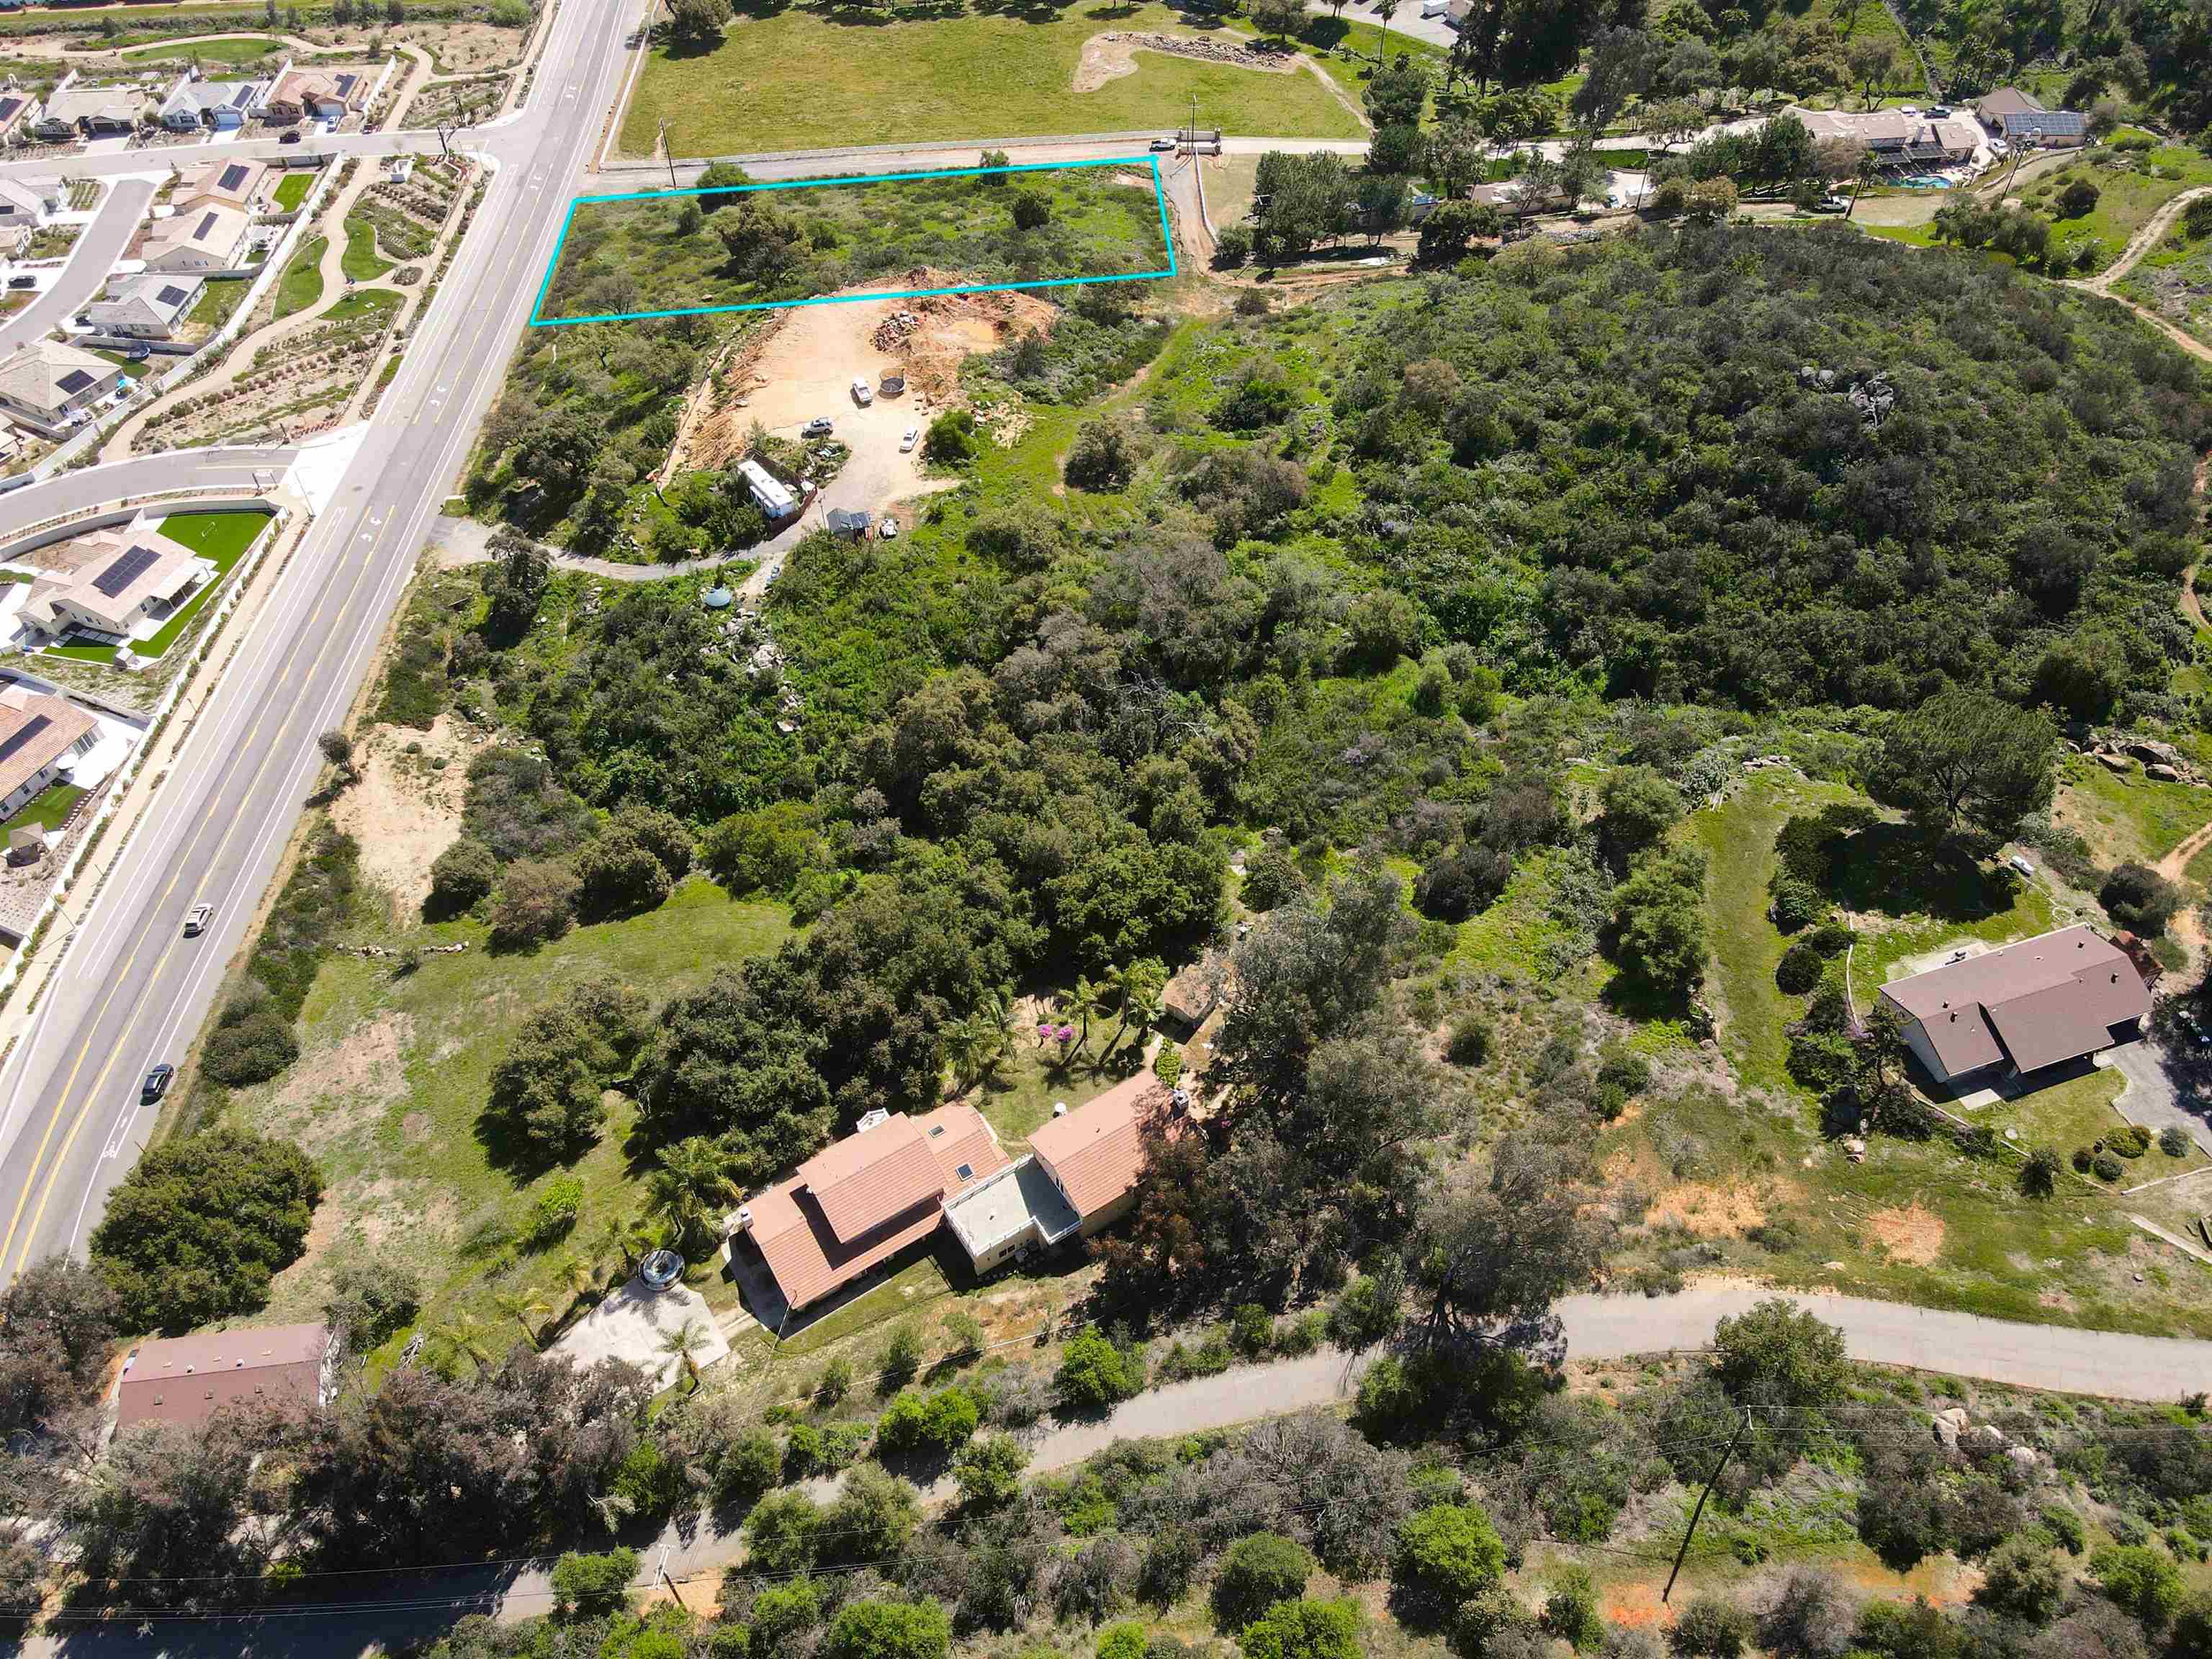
[0, 178, 156, 360]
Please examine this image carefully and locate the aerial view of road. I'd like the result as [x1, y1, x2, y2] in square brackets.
[0, 0, 640, 1284]
[0, 178, 153, 359]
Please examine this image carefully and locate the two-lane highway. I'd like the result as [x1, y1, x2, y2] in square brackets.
[0, 0, 649, 1283]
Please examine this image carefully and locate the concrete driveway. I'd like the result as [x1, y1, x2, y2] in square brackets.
[0, 177, 154, 359]
[2105, 1036, 2212, 1156]
[547, 1275, 730, 1391]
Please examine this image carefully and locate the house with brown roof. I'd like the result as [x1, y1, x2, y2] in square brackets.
[0, 685, 97, 820]
[944, 1074, 1185, 1275]
[1877, 925, 2151, 1087]
[727, 1104, 1008, 1318]
[173, 156, 268, 215]
[115, 1322, 334, 1433]
[260, 67, 366, 125]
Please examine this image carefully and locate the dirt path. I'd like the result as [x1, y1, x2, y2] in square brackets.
[2080, 184, 2212, 296]
[100, 156, 434, 459]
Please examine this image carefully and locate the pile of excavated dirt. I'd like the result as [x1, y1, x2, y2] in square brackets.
[665, 274, 1059, 477]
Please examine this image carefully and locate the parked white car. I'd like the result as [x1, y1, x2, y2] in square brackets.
[879, 516, 899, 539]
[850, 377, 873, 406]
[900, 427, 919, 452]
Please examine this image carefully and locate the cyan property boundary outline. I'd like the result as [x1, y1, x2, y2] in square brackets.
[529, 156, 1179, 327]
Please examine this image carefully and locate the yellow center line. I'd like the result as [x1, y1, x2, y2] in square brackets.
[0, 514, 395, 1282]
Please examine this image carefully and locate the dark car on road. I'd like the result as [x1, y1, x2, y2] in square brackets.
[140, 1064, 174, 1103]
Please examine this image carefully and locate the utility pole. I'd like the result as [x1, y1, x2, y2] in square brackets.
[1663, 1408, 1751, 1604]
[659, 118, 676, 190]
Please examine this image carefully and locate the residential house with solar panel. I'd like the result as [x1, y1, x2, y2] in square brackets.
[0, 339, 123, 436]
[0, 685, 98, 821]
[19, 513, 215, 646]
[139, 201, 253, 274]
[260, 67, 367, 126]
[1973, 88, 2091, 148]
[0, 92, 33, 143]
[158, 76, 266, 133]
[84, 272, 204, 340]
[174, 157, 268, 215]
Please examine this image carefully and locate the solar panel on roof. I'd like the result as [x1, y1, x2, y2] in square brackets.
[91, 545, 160, 599]
[156, 284, 188, 306]
[193, 211, 217, 240]
[0, 714, 51, 770]
[217, 163, 248, 192]
[55, 369, 94, 395]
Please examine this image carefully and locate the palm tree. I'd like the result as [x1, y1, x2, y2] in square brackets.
[493, 1286, 549, 1349]
[438, 1312, 493, 1375]
[1372, 0, 1398, 67]
[647, 1137, 739, 1253]
[657, 1315, 711, 1393]
[601, 1213, 653, 1280]
[1067, 976, 1113, 1057]
[944, 1008, 1010, 1099]
[559, 1252, 595, 1303]
[1103, 958, 1167, 1056]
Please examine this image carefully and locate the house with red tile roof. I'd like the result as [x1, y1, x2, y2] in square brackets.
[728, 1104, 1007, 1316]
[727, 1078, 1187, 1321]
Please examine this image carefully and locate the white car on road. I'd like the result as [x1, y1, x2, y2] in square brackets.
[900, 427, 919, 452]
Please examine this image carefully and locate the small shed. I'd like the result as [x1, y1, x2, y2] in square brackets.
[1161, 962, 1218, 1035]
[825, 508, 872, 540]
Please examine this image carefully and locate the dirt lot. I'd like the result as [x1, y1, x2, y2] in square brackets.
[328, 714, 475, 921]
[668, 280, 1058, 518]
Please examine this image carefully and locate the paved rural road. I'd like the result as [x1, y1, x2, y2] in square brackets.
[0, 178, 156, 360]
[0, 448, 295, 543]
[19, 1282, 2207, 1657]
[0, 0, 646, 1288]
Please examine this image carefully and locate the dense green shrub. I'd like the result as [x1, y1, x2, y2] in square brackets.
[1213, 1532, 1314, 1629]
[1391, 1503, 1505, 1619]
[1054, 1331, 1143, 1412]
[1774, 940, 1823, 994]
[91, 1128, 321, 1332]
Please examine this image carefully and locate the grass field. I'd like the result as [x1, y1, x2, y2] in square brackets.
[0, 780, 84, 836]
[619, 0, 1366, 157]
[2015, 142, 2212, 269]
[184, 276, 248, 335]
[2055, 752, 2212, 871]
[341, 212, 393, 282]
[233, 877, 796, 1359]
[132, 509, 271, 659]
[120, 33, 287, 65]
[274, 233, 326, 319]
[272, 170, 317, 213]
[539, 163, 1171, 323]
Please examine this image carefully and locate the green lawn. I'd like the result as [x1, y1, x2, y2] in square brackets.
[1609, 771, 2212, 1336]
[131, 510, 273, 660]
[43, 642, 117, 665]
[184, 277, 248, 335]
[0, 780, 84, 836]
[620, 0, 1366, 157]
[341, 214, 393, 282]
[120, 33, 287, 66]
[273, 170, 317, 213]
[539, 165, 1172, 323]
[324, 287, 400, 325]
[237, 877, 796, 1358]
[274, 234, 327, 320]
